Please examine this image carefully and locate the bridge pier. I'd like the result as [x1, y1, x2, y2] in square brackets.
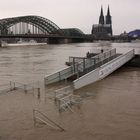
[63, 39, 72, 44]
[71, 38, 85, 43]
[47, 37, 85, 44]
[47, 38, 60, 44]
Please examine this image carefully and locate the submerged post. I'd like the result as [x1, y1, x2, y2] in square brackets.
[24, 85, 27, 93]
[37, 88, 40, 99]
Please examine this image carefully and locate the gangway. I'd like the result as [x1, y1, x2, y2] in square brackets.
[73, 49, 134, 89]
[44, 48, 134, 89]
[45, 48, 118, 85]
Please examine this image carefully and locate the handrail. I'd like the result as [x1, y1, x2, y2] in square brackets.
[45, 66, 74, 78]
[100, 49, 134, 68]
[45, 66, 75, 84]
[0, 81, 16, 95]
[33, 109, 65, 131]
[45, 71, 74, 84]
[0, 81, 40, 95]
[0, 88, 13, 95]
[59, 99, 74, 113]
[75, 49, 117, 76]
[10, 81, 35, 88]
[55, 85, 73, 94]
[0, 83, 10, 87]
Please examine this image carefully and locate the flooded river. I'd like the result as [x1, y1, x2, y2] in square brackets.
[0, 42, 140, 140]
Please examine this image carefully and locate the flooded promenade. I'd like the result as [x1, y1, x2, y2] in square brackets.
[0, 42, 140, 140]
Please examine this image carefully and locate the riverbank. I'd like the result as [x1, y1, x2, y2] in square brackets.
[1, 42, 47, 47]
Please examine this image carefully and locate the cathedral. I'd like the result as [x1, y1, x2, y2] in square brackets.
[92, 6, 113, 39]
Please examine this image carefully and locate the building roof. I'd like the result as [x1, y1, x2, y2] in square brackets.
[128, 29, 140, 38]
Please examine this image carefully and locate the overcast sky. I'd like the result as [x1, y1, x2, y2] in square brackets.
[0, 0, 140, 35]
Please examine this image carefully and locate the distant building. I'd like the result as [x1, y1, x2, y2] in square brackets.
[92, 6, 113, 39]
[128, 29, 140, 38]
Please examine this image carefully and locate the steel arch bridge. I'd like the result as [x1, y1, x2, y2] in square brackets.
[0, 15, 85, 37]
[0, 15, 63, 35]
[0, 15, 91, 44]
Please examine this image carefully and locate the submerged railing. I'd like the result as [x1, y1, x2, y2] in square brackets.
[54, 86, 82, 112]
[0, 81, 41, 95]
[33, 109, 65, 131]
[0, 82, 14, 94]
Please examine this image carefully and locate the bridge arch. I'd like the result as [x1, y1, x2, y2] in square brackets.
[0, 15, 62, 35]
[60, 28, 85, 36]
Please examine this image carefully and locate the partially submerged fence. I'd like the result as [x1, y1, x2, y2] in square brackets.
[54, 85, 73, 101]
[0, 82, 14, 94]
[54, 86, 82, 112]
[0, 81, 41, 95]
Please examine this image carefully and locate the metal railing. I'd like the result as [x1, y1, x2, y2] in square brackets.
[54, 85, 74, 112]
[0, 81, 41, 95]
[99, 49, 134, 73]
[54, 85, 82, 112]
[0, 82, 15, 95]
[45, 66, 75, 85]
[33, 109, 65, 131]
[74, 49, 117, 77]
[57, 95, 74, 112]
[54, 85, 73, 101]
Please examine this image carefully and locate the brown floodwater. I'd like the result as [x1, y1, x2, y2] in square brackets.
[0, 42, 140, 140]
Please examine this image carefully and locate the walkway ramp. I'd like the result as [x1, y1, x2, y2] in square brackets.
[44, 49, 134, 89]
[73, 49, 134, 89]
[45, 48, 120, 85]
[44, 65, 75, 85]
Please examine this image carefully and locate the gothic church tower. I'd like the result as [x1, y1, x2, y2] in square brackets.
[106, 6, 112, 24]
[92, 5, 113, 38]
[105, 6, 112, 35]
[99, 6, 104, 25]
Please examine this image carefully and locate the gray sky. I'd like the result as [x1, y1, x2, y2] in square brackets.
[0, 0, 140, 35]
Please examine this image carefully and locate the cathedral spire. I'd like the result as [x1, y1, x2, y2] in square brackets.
[106, 5, 112, 24]
[101, 6, 104, 16]
[99, 6, 104, 25]
[106, 5, 112, 35]
[107, 5, 110, 16]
